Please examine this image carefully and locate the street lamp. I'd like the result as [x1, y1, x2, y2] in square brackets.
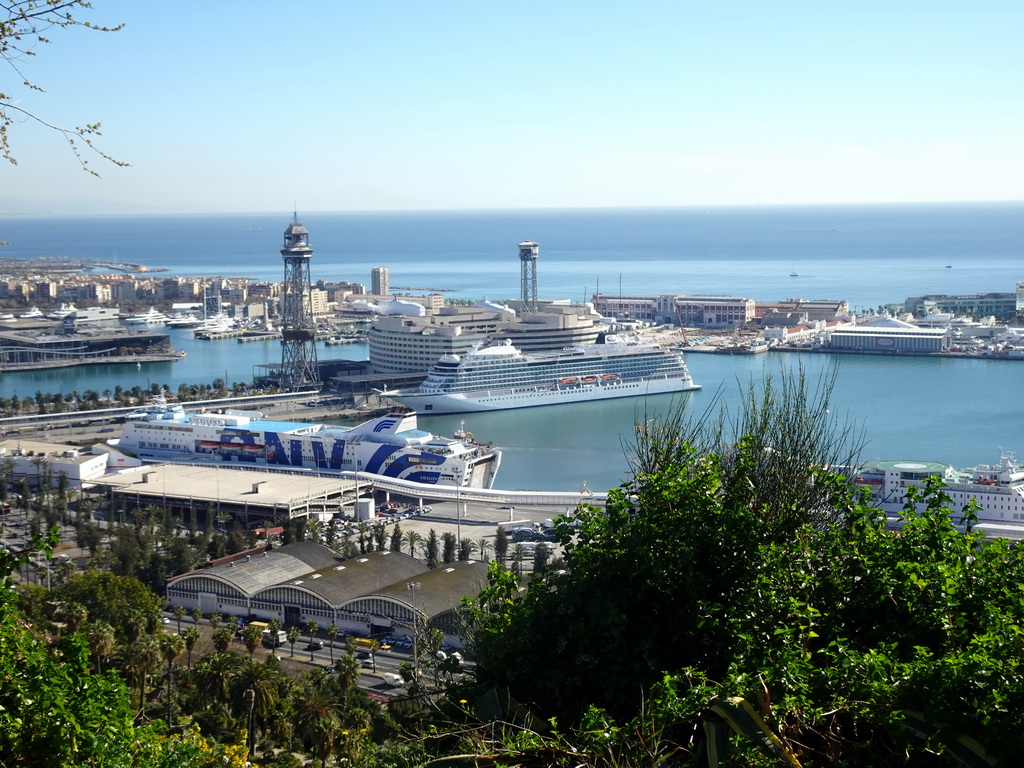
[406, 581, 421, 681]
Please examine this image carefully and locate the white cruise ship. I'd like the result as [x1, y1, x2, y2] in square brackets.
[382, 335, 700, 414]
[854, 455, 1024, 531]
[124, 307, 170, 324]
[114, 402, 501, 488]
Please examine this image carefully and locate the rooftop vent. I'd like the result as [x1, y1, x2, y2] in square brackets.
[357, 558, 368, 563]
[311, 574, 322, 579]
[292, 580, 303, 585]
[444, 567, 455, 573]
[333, 565, 346, 571]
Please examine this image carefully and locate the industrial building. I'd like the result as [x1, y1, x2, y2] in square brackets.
[904, 292, 1017, 320]
[591, 293, 756, 327]
[828, 318, 950, 354]
[166, 542, 487, 645]
[0, 439, 108, 488]
[84, 463, 362, 526]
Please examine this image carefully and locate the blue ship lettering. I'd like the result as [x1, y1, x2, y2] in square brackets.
[311, 438, 346, 470]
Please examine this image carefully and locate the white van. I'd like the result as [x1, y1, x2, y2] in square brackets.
[381, 672, 404, 687]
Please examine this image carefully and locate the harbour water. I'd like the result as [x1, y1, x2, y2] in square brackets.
[1, 203, 1022, 491]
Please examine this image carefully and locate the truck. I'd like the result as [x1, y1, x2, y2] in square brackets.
[262, 629, 287, 648]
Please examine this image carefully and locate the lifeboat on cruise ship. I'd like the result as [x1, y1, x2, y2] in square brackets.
[601, 374, 619, 380]
[243, 444, 263, 452]
[199, 441, 219, 448]
[559, 377, 578, 384]
[582, 376, 598, 383]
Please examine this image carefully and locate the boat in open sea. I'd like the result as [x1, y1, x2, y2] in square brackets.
[854, 454, 1024, 529]
[382, 334, 700, 414]
[111, 398, 501, 488]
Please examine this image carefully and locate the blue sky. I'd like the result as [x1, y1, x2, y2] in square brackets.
[2, 1, 1023, 214]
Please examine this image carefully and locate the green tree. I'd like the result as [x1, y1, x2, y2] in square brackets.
[441, 531, 457, 563]
[425, 528, 439, 568]
[212, 626, 233, 653]
[242, 623, 262, 657]
[460, 371, 1024, 766]
[160, 632, 186, 726]
[493, 527, 508, 564]
[286, 625, 300, 657]
[389, 522, 403, 552]
[306, 620, 319, 661]
[326, 623, 339, 663]
[116, 632, 161, 716]
[85, 620, 116, 674]
[183, 625, 201, 669]
[404, 529, 422, 559]
[56, 571, 163, 643]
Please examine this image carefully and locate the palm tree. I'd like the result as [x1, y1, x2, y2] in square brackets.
[286, 625, 300, 657]
[161, 633, 186, 726]
[242, 623, 262, 657]
[306, 620, 319, 661]
[292, 693, 341, 763]
[367, 639, 381, 672]
[404, 530, 423, 559]
[326, 623, 339, 663]
[117, 634, 162, 717]
[183, 625, 201, 669]
[333, 654, 360, 706]
[192, 607, 202, 624]
[474, 537, 492, 562]
[230, 657, 280, 736]
[193, 651, 242, 719]
[212, 626, 233, 652]
[208, 612, 222, 633]
[511, 543, 526, 577]
[86, 621, 116, 674]
[173, 604, 185, 634]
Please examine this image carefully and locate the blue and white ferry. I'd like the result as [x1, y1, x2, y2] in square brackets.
[114, 402, 501, 488]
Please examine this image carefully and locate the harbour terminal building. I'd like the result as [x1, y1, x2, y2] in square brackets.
[166, 542, 487, 646]
[828, 317, 950, 354]
[590, 294, 756, 327]
[904, 292, 1017, 320]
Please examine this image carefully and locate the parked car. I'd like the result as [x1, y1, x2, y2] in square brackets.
[304, 639, 324, 651]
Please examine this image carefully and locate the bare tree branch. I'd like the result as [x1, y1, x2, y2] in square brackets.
[1, 0, 126, 174]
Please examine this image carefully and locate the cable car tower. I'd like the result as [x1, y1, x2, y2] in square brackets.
[279, 213, 320, 390]
[518, 240, 539, 314]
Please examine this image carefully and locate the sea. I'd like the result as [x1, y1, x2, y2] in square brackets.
[1, 202, 1022, 492]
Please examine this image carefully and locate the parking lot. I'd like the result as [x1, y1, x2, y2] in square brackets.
[324, 496, 581, 565]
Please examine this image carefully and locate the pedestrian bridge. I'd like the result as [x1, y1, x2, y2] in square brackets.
[351, 472, 608, 510]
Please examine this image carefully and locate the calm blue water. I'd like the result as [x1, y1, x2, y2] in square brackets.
[3, 202, 1023, 310]
[1, 203, 1022, 490]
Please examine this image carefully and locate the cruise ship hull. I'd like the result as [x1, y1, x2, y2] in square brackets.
[854, 456, 1024, 533]
[115, 407, 501, 489]
[385, 335, 701, 415]
[392, 374, 699, 414]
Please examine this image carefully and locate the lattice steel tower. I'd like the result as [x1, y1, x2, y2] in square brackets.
[279, 213, 320, 390]
[518, 240, 539, 313]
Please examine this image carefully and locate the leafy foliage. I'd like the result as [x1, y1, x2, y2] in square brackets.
[461, 372, 1024, 766]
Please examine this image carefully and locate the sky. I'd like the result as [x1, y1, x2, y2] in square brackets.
[2, 1, 1023, 215]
